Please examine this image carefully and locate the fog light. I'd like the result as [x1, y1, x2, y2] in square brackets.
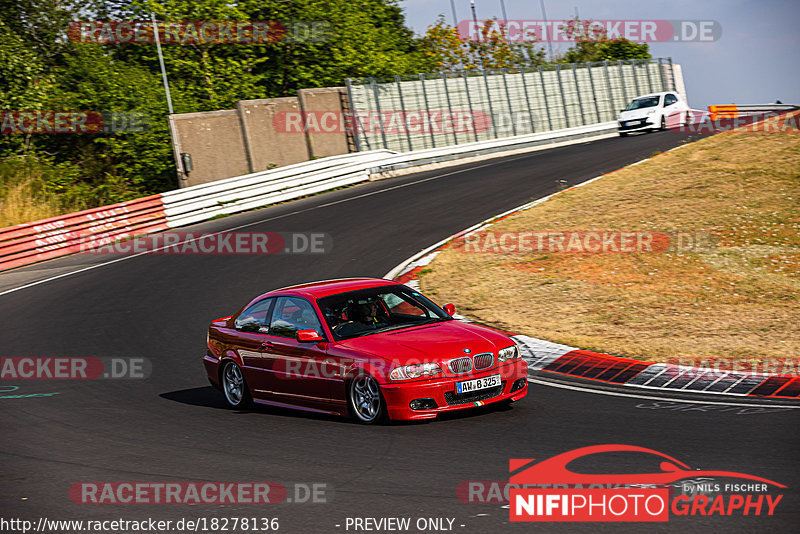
[409, 398, 438, 410]
[510, 378, 527, 393]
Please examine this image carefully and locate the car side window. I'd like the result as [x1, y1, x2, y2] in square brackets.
[665, 94, 677, 106]
[234, 298, 274, 333]
[270, 297, 323, 338]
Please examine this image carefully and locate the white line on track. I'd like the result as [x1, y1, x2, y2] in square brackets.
[527, 377, 800, 409]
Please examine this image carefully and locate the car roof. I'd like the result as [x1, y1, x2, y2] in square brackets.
[632, 91, 674, 99]
[258, 277, 399, 301]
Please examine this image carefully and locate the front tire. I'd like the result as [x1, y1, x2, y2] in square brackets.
[348, 374, 386, 424]
[221, 360, 251, 408]
[618, 131, 628, 137]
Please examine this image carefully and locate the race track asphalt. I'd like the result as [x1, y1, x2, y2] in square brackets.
[1, 130, 797, 533]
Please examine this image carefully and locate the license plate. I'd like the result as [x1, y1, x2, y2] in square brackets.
[456, 374, 501, 394]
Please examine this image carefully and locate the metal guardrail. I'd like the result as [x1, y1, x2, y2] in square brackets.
[0, 124, 617, 272]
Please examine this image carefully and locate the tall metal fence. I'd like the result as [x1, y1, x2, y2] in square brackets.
[345, 58, 678, 152]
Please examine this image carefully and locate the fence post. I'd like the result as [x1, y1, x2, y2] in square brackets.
[482, 69, 499, 139]
[656, 58, 666, 92]
[519, 68, 536, 133]
[344, 78, 364, 152]
[586, 62, 601, 123]
[395, 75, 413, 151]
[668, 57, 676, 91]
[573, 63, 586, 125]
[556, 64, 570, 128]
[419, 73, 437, 148]
[501, 69, 518, 136]
[370, 78, 388, 149]
[538, 66, 553, 131]
[440, 72, 459, 146]
[630, 60, 640, 96]
[603, 61, 614, 122]
[618, 60, 628, 106]
[460, 71, 480, 142]
[644, 59, 655, 93]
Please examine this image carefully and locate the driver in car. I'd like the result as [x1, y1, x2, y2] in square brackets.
[334, 300, 388, 337]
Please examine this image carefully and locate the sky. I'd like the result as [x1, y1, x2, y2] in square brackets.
[398, 0, 800, 109]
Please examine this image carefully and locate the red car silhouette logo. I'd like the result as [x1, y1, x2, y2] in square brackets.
[510, 444, 785, 487]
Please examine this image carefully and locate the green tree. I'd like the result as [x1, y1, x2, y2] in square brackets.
[560, 18, 651, 63]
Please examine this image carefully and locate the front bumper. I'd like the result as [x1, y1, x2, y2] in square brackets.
[380, 359, 528, 420]
[618, 118, 656, 132]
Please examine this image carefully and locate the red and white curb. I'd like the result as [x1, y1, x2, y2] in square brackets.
[385, 150, 800, 401]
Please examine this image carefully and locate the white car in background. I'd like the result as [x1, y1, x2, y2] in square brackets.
[618, 92, 690, 136]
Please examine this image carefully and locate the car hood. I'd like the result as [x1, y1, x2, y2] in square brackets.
[618, 109, 655, 121]
[336, 320, 513, 364]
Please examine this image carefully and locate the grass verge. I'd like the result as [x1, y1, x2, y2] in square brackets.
[420, 130, 800, 363]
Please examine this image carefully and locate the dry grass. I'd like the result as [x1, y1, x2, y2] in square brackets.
[0, 161, 84, 228]
[421, 129, 800, 362]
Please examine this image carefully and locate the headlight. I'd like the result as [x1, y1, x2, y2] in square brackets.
[389, 363, 443, 380]
[498, 345, 520, 361]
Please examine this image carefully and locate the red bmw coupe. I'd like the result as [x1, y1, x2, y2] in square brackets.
[203, 278, 528, 423]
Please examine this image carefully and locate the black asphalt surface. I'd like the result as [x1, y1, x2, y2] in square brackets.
[1, 131, 798, 534]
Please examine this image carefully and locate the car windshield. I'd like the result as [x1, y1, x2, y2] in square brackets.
[317, 285, 452, 340]
[625, 96, 661, 110]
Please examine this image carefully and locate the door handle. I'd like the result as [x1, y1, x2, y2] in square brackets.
[260, 341, 274, 350]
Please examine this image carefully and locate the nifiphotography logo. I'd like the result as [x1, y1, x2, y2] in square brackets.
[508, 445, 785, 522]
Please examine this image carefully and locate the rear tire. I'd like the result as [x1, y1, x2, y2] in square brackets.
[348, 374, 386, 424]
[659, 116, 667, 131]
[221, 360, 251, 408]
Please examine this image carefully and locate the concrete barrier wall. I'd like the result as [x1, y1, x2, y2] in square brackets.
[238, 97, 311, 172]
[170, 110, 250, 187]
[171, 88, 351, 187]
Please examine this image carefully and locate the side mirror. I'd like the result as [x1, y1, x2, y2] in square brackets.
[296, 329, 324, 342]
[443, 303, 456, 316]
[620, 109, 626, 113]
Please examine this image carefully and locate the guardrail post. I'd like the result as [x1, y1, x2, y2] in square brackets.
[419, 73, 437, 148]
[482, 69, 499, 139]
[538, 66, 553, 131]
[586, 62, 601, 123]
[344, 78, 363, 152]
[519, 68, 536, 133]
[462, 71, 480, 142]
[441, 72, 459, 146]
[370, 78, 388, 149]
[395, 75, 413, 151]
[556, 64, 570, 128]
[501, 69, 518, 136]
